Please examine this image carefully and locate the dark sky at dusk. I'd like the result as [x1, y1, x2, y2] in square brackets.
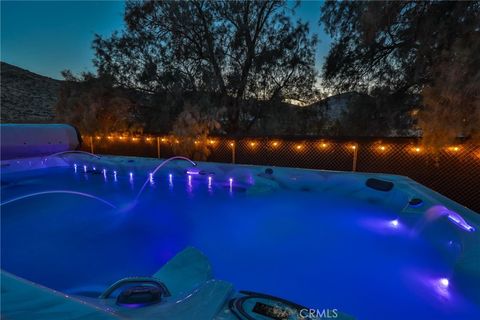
[1, 1, 332, 80]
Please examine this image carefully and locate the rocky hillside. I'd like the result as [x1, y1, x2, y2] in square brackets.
[1, 62, 61, 122]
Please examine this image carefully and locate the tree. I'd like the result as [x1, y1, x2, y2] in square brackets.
[93, 0, 317, 134]
[55, 71, 143, 135]
[321, 1, 480, 143]
[419, 33, 480, 147]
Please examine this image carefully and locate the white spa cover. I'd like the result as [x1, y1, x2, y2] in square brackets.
[0, 123, 80, 160]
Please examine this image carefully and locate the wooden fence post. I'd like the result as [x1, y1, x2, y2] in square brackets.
[90, 136, 94, 154]
[352, 144, 358, 172]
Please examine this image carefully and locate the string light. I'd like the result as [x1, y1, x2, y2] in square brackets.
[82, 133, 469, 159]
[447, 146, 460, 152]
[377, 145, 386, 152]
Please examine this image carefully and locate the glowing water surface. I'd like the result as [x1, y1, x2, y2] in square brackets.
[1, 166, 479, 320]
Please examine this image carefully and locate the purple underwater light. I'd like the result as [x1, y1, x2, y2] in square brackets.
[390, 219, 399, 228]
[433, 277, 451, 299]
[439, 278, 449, 288]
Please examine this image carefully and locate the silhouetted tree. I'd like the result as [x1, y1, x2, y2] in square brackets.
[93, 0, 317, 134]
[55, 71, 143, 135]
[321, 1, 480, 143]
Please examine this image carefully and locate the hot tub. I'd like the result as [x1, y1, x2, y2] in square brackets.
[1, 151, 479, 319]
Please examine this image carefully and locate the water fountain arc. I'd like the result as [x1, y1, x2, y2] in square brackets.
[0, 190, 117, 209]
[134, 156, 197, 202]
[46, 150, 101, 160]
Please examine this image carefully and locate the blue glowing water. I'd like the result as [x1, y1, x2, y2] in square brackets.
[1, 165, 479, 320]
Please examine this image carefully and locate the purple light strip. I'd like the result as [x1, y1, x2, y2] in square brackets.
[447, 212, 475, 232]
[188, 175, 192, 191]
[433, 206, 476, 232]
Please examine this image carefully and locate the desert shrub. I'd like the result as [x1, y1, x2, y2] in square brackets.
[55, 71, 143, 135]
[169, 105, 222, 160]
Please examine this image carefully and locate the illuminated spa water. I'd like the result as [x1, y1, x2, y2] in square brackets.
[1, 158, 479, 320]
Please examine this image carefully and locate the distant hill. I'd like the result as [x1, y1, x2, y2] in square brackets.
[306, 91, 368, 121]
[0, 62, 370, 135]
[0, 62, 61, 122]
